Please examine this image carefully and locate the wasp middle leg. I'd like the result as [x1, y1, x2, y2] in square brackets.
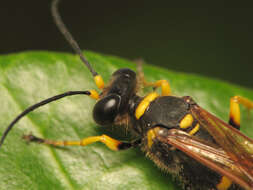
[136, 59, 171, 96]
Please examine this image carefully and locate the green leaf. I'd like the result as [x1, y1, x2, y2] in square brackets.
[0, 51, 252, 190]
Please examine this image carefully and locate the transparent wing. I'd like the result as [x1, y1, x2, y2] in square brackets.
[190, 103, 253, 189]
[157, 128, 253, 190]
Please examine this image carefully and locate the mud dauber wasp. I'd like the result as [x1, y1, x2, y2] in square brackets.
[0, 0, 253, 189]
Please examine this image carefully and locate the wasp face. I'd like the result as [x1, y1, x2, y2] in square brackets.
[93, 68, 137, 126]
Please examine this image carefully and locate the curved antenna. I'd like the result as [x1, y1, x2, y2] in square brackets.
[52, 0, 98, 77]
[0, 91, 91, 148]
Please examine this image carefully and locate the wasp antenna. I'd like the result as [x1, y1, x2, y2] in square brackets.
[0, 91, 91, 149]
[51, 0, 98, 77]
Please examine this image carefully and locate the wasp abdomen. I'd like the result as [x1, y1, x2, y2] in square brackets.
[142, 127, 244, 190]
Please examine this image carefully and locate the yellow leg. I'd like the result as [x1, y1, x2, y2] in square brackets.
[144, 80, 171, 96]
[136, 59, 171, 96]
[229, 96, 253, 129]
[88, 90, 100, 100]
[23, 134, 135, 151]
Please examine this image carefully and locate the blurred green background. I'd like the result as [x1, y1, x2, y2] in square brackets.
[1, 1, 252, 87]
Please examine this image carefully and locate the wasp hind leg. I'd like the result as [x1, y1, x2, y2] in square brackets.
[136, 59, 171, 96]
[229, 96, 253, 130]
[23, 133, 139, 151]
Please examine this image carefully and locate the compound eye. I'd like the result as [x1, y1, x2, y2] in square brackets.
[93, 94, 121, 126]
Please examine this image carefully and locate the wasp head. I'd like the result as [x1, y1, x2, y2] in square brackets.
[93, 68, 137, 126]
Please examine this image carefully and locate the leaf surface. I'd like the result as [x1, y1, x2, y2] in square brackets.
[0, 51, 252, 190]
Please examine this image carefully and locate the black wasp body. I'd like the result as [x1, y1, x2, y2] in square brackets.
[1, 0, 252, 190]
[91, 68, 243, 190]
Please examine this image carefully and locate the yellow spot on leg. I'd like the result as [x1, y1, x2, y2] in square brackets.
[217, 176, 232, 190]
[43, 135, 121, 151]
[100, 135, 122, 151]
[230, 95, 253, 127]
[143, 79, 171, 96]
[230, 97, 240, 126]
[135, 92, 159, 119]
[80, 135, 121, 151]
[94, 75, 104, 89]
[233, 96, 253, 109]
[180, 114, 194, 129]
[89, 90, 99, 100]
[160, 80, 171, 96]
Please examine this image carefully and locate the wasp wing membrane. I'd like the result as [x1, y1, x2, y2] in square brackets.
[189, 103, 253, 189]
[157, 128, 253, 190]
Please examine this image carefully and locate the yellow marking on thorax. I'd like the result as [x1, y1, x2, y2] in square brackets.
[135, 92, 159, 119]
[216, 176, 232, 190]
[147, 129, 156, 148]
[179, 114, 194, 129]
[94, 75, 105, 89]
[189, 123, 200, 135]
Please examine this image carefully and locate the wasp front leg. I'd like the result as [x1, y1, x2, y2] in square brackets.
[136, 59, 171, 96]
[23, 134, 140, 151]
[229, 96, 253, 130]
